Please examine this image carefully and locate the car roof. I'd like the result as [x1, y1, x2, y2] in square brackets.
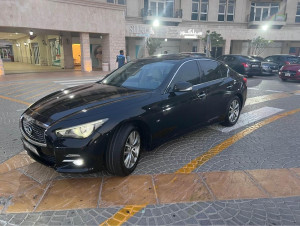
[268, 54, 297, 57]
[134, 54, 212, 63]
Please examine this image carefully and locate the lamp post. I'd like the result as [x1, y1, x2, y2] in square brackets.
[206, 30, 211, 57]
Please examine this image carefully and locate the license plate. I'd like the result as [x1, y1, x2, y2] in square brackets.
[272, 70, 278, 73]
[285, 73, 290, 76]
[252, 65, 259, 68]
[23, 140, 39, 156]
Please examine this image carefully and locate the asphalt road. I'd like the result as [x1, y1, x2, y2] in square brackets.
[0, 72, 300, 225]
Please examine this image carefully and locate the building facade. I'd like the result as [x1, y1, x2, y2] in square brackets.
[0, 0, 299, 72]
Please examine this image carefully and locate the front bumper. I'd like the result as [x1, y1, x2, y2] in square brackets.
[21, 132, 109, 173]
[262, 68, 278, 75]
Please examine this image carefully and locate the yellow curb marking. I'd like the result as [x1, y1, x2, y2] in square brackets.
[25, 87, 59, 100]
[100, 108, 300, 225]
[100, 205, 146, 226]
[0, 95, 31, 106]
[14, 84, 58, 97]
[176, 108, 300, 174]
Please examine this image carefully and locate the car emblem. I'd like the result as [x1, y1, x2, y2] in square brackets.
[24, 125, 33, 135]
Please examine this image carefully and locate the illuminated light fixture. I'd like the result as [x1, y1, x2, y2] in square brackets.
[29, 31, 33, 35]
[69, 95, 75, 99]
[184, 35, 197, 39]
[261, 25, 269, 31]
[165, 38, 168, 42]
[24, 42, 28, 46]
[73, 159, 84, 166]
[16, 43, 20, 47]
[15, 32, 18, 35]
[153, 19, 160, 27]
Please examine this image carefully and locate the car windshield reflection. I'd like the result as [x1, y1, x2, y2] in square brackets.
[101, 61, 176, 90]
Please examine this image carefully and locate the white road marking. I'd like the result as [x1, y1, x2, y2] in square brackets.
[53, 79, 99, 87]
[248, 87, 284, 93]
[16, 109, 26, 112]
[210, 107, 284, 133]
[265, 90, 284, 93]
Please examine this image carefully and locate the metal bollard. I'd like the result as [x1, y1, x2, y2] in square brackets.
[0, 58, 5, 76]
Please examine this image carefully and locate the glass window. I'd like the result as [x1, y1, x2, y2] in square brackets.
[199, 60, 222, 82]
[102, 61, 176, 90]
[296, 2, 300, 23]
[171, 61, 200, 86]
[218, 0, 235, 22]
[191, 0, 208, 21]
[107, 0, 125, 4]
[218, 64, 229, 78]
[251, 2, 279, 22]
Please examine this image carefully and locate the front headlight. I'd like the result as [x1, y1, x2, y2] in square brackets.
[55, 118, 108, 138]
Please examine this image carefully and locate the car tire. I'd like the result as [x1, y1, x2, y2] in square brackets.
[106, 124, 141, 176]
[221, 96, 241, 127]
[281, 78, 287, 82]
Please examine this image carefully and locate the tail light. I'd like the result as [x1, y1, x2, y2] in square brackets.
[242, 62, 249, 68]
[243, 77, 247, 85]
[285, 61, 291, 65]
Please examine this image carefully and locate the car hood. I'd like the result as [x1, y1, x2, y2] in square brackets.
[282, 64, 300, 70]
[28, 83, 149, 124]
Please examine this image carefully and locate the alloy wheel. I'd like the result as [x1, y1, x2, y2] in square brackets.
[228, 99, 240, 123]
[123, 130, 140, 169]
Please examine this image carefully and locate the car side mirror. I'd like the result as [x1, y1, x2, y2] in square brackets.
[172, 81, 193, 92]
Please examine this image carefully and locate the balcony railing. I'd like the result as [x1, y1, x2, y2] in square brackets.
[249, 13, 287, 22]
[247, 13, 287, 29]
[141, 8, 182, 18]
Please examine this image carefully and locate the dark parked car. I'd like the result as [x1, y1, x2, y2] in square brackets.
[264, 54, 300, 68]
[218, 55, 261, 77]
[251, 55, 279, 76]
[20, 55, 247, 176]
[279, 64, 300, 81]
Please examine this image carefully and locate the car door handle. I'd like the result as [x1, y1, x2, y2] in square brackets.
[227, 85, 233, 89]
[197, 93, 206, 99]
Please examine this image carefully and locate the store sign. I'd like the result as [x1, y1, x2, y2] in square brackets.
[129, 25, 154, 37]
[180, 29, 203, 39]
[126, 25, 203, 39]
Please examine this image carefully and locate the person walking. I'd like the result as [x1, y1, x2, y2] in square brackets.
[116, 50, 126, 68]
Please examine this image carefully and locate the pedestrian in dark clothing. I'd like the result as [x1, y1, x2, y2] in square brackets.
[116, 50, 126, 68]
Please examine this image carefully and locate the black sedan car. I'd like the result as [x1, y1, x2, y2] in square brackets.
[218, 55, 261, 77]
[264, 54, 300, 68]
[20, 55, 247, 176]
[251, 56, 279, 76]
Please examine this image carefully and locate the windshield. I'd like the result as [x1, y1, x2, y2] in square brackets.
[101, 60, 176, 90]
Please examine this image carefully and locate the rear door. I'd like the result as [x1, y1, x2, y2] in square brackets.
[197, 59, 234, 122]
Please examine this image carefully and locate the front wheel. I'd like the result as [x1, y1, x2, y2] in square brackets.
[106, 124, 141, 176]
[222, 96, 241, 127]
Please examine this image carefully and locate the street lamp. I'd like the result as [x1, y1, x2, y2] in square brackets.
[153, 19, 160, 27]
[29, 31, 33, 36]
[261, 24, 269, 31]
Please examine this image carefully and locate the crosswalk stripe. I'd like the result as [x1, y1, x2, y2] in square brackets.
[245, 93, 291, 106]
[210, 107, 284, 132]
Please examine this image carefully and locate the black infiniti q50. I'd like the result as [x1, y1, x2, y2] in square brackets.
[20, 54, 247, 176]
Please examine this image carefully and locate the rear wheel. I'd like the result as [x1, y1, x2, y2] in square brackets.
[106, 124, 141, 176]
[222, 96, 241, 127]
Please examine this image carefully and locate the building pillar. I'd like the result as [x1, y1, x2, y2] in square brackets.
[38, 35, 50, 66]
[0, 58, 4, 76]
[224, 39, 231, 54]
[61, 33, 74, 69]
[102, 33, 125, 71]
[80, 33, 92, 72]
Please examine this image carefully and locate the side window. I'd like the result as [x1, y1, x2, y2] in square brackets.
[170, 61, 200, 86]
[218, 63, 229, 78]
[265, 56, 274, 62]
[198, 60, 222, 82]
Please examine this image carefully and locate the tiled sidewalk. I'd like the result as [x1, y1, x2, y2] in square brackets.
[0, 152, 300, 214]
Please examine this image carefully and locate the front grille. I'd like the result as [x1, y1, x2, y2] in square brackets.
[269, 65, 278, 70]
[22, 117, 46, 144]
[40, 153, 56, 165]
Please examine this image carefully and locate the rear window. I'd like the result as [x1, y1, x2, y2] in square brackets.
[240, 56, 255, 61]
[287, 57, 300, 64]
